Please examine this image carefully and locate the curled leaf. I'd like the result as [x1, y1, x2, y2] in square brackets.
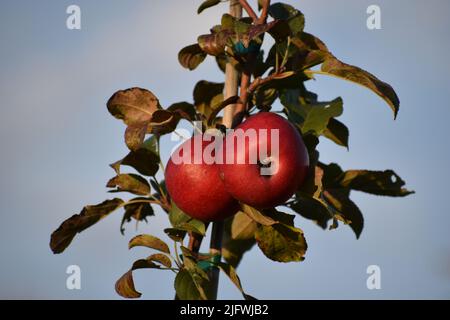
[197, 0, 221, 14]
[120, 199, 154, 235]
[115, 270, 141, 299]
[50, 198, 124, 254]
[178, 44, 207, 70]
[115, 258, 163, 299]
[320, 57, 400, 118]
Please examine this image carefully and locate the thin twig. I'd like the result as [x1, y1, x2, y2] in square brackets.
[257, 0, 270, 24]
[232, 70, 251, 128]
[247, 67, 287, 94]
[239, 0, 258, 23]
[188, 232, 203, 254]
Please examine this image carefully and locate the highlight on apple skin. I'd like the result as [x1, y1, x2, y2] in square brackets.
[218, 112, 310, 209]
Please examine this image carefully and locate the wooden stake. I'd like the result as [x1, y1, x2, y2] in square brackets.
[207, 0, 242, 300]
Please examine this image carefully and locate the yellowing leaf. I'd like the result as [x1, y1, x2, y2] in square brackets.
[320, 57, 400, 118]
[255, 223, 307, 263]
[107, 174, 151, 196]
[107, 88, 161, 126]
[241, 204, 277, 226]
[128, 234, 170, 254]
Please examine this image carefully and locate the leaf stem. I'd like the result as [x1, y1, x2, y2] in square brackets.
[280, 36, 291, 69]
[174, 242, 183, 268]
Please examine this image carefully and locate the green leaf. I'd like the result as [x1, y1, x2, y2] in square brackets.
[169, 202, 206, 236]
[50, 198, 124, 254]
[320, 57, 400, 118]
[128, 234, 170, 254]
[217, 262, 256, 300]
[177, 221, 206, 236]
[178, 44, 207, 70]
[268, 3, 305, 36]
[107, 88, 161, 126]
[222, 212, 257, 267]
[339, 170, 414, 197]
[241, 204, 277, 226]
[143, 135, 159, 154]
[175, 269, 207, 300]
[110, 141, 160, 177]
[255, 222, 308, 263]
[281, 89, 343, 136]
[197, 0, 221, 14]
[107, 174, 151, 196]
[301, 98, 344, 136]
[120, 199, 154, 235]
[323, 118, 349, 149]
[169, 202, 191, 226]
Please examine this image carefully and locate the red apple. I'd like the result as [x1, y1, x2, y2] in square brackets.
[165, 134, 239, 222]
[218, 112, 309, 208]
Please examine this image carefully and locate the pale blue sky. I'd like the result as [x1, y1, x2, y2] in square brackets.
[0, 0, 449, 299]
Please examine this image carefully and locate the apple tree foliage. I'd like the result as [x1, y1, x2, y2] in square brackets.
[50, 1, 413, 299]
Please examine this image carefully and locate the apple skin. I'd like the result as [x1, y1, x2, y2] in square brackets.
[218, 112, 309, 209]
[165, 135, 239, 222]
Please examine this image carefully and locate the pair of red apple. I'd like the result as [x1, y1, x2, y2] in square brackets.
[165, 112, 309, 222]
